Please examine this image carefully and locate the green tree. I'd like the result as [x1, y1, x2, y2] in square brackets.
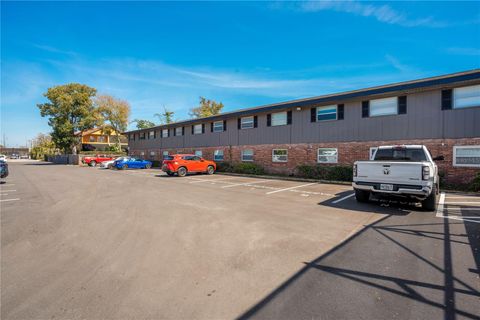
[30, 133, 57, 160]
[189, 96, 224, 118]
[96, 95, 131, 150]
[154, 106, 175, 124]
[37, 83, 98, 153]
[131, 119, 156, 129]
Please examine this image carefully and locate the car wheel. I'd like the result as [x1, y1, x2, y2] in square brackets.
[107, 163, 113, 169]
[177, 167, 187, 177]
[354, 189, 370, 203]
[145, 163, 152, 169]
[421, 186, 437, 211]
[122, 164, 128, 170]
[207, 165, 215, 175]
[90, 161, 96, 167]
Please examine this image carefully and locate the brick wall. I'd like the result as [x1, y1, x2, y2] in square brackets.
[130, 138, 480, 185]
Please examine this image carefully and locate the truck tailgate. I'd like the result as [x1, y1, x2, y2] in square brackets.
[357, 161, 424, 184]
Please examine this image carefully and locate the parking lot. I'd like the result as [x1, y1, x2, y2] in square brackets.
[1, 161, 479, 319]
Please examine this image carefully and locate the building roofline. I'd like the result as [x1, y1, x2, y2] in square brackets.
[124, 69, 480, 134]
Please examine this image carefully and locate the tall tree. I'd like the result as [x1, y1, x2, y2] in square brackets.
[131, 119, 156, 129]
[154, 106, 175, 124]
[37, 83, 98, 154]
[96, 95, 131, 150]
[189, 96, 224, 118]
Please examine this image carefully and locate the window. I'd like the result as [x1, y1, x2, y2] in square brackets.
[213, 121, 224, 132]
[370, 97, 397, 117]
[193, 124, 203, 135]
[163, 151, 172, 160]
[453, 146, 480, 167]
[374, 148, 427, 162]
[175, 127, 183, 136]
[194, 150, 203, 157]
[369, 147, 378, 160]
[89, 136, 96, 142]
[150, 151, 155, 157]
[214, 150, 224, 161]
[97, 136, 105, 143]
[139, 132, 146, 140]
[454, 85, 480, 109]
[149, 131, 155, 139]
[140, 151, 145, 156]
[317, 105, 337, 121]
[241, 149, 254, 162]
[271, 112, 287, 126]
[272, 149, 288, 162]
[162, 129, 169, 138]
[318, 148, 338, 163]
[241, 116, 254, 129]
[129, 134, 133, 141]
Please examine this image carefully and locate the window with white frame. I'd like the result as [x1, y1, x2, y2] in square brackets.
[453, 146, 480, 167]
[370, 97, 397, 117]
[318, 148, 338, 163]
[271, 112, 287, 126]
[194, 150, 203, 157]
[241, 149, 254, 161]
[175, 127, 183, 136]
[317, 105, 337, 121]
[241, 116, 254, 129]
[214, 150, 224, 161]
[162, 151, 169, 159]
[453, 85, 480, 109]
[139, 132, 146, 140]
[140, 151, 145, 156]
[150, 151, 155, 157]
[272, 149, 288, 162]
[213, 121, 224, 132]
[149, 131, 155, 139]
[162, 129, 169, 138]
[193, 124, 203, 135]
[369, 147, 378, 160]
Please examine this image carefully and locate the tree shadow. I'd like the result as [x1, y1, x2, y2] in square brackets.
[238, 213, 480, 320]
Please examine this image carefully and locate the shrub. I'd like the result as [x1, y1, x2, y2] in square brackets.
[232, 162, 265, 175]
[471, 172, 480, 192]
[295, 165, 353, 182]
[150, 160, 162, 168]
[216, 161, 234, 172]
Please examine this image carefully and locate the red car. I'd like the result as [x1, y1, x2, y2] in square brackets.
[162, 154, 216, 177]
[83, 154, 114, 167]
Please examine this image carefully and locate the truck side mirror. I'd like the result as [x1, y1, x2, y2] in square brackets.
[433, 155, 444, 161]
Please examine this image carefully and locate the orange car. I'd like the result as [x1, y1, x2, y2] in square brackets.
[162, 154, 216, 177]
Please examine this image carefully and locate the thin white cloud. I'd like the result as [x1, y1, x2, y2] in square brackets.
[32, 44, 78, 56]
[286, 0, 448, 28]
[445, 47, 480, 56]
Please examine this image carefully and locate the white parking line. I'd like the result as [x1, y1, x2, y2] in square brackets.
[188, 177, 237, 184]
[332, 193, 355, 204]
[0, 184, 15, 186]
[0, 198, 20, 202]
[222, 180, 269, 189]
[266, 183, 316, 195]
[445, 196, 480, 199]
[436, 193, 446, 218]
[446, 207, 480, 211]
[444, 202, 480, 205]
[0, 190, 16, 192]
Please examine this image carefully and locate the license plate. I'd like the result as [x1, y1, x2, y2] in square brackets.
[380, 184, 394, 191]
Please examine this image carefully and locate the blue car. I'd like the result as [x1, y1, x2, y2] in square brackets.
[113, 157, 152, 170]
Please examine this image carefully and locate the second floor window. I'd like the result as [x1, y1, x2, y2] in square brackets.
[241, 116, 254, 129]
[213, 121, 224, 132]
[271, 112, 287, 126]
[175, 127, 183, 136]
[369, 97, 397, 117]
[162, 129, 169, 138]
[149, 131, 155, 139]
[317, 105, 337, 121]
[139, 132, 146, 140]
[193, 124, 203, 135]
[454, 84, 480, 109]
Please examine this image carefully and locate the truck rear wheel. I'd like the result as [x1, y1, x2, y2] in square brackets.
[354, 189, 370, 203]
[422, 186, 437, 211]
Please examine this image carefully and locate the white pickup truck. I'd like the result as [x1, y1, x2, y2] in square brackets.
[352, 145, 443, 211]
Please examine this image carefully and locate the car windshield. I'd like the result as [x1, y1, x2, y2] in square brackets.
[374, 148, 427, 161]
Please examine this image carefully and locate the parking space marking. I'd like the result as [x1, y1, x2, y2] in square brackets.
[332, 193, 355, 204]
[444, 201, 480, 205]
[0, 198, 20, 202]
[0, 190, 16, 192]
[266, 183, 316, 195]
[222, 180, 269, 189]
[436, 193, 480, 224]
[436, 193, 446, 218]
[188, 177, 237, 184]
[446, 196, 480, 199]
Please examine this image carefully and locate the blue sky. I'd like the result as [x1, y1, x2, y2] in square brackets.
[1, 1, 479, 147]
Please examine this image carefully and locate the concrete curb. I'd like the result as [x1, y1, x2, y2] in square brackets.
[216, 172, 352, 186]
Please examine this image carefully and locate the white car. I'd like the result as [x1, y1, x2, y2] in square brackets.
[100, 157, 127, 169]
[353, 145, 442, 211]
[0, 154, 7, 162]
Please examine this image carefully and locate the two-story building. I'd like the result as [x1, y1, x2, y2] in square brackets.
[76, 127, 128, 151]
[125, 70, 480, 185]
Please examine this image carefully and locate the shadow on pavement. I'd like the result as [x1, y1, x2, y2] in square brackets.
[238, 212, 480, 320]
